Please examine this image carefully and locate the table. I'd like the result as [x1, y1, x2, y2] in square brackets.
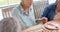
[22, 24, 58, 32]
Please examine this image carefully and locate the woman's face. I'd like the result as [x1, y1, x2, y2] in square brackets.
[56, 0, 60, 11]
[22, 0, 33, 7]
[54, 13, 60, 20]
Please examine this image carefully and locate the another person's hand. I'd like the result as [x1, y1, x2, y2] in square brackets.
[41, 17, 48, 24]
[44, 21, 60, 30]
[36, 17, 48, 24]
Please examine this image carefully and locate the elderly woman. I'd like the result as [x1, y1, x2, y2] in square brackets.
[0, 17, 21, 32]
[37, 0, 60, 30]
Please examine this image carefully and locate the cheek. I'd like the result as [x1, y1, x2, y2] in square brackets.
[57, 3, 60, 8]
[57, 5, 60, 11]
[27, 0, 32, 5]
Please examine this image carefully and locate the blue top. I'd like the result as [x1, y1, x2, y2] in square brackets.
[40, 3, 57, 21]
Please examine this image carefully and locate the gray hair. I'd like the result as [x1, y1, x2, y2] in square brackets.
[0, 17, 21, 32]
[56, 0, 60, 4]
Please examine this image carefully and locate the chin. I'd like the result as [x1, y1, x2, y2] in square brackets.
[27, 5, 31, 7]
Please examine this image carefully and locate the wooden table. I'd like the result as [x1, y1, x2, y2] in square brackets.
[22, 24, 58, 32]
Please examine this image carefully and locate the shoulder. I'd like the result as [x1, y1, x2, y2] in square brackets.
[12, 5, 20, 13]
[11, 4, 21, 15]
[45, 3, 56, 9]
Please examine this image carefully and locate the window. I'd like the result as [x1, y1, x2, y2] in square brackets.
[0, 0, 56, 7]
[0, 0, 21, 7]
[49, 0, 56, 4]
[0, 0, 21, 20]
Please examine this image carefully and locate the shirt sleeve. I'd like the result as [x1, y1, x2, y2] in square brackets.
[40, 6, 50, 18]
[11, 7, 23, 31]
[11, 7, 18, 17]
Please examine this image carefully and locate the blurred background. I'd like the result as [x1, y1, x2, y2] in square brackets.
[0, 0, 56, 20]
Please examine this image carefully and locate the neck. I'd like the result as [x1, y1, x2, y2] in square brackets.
[21, 3, 30, 14]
